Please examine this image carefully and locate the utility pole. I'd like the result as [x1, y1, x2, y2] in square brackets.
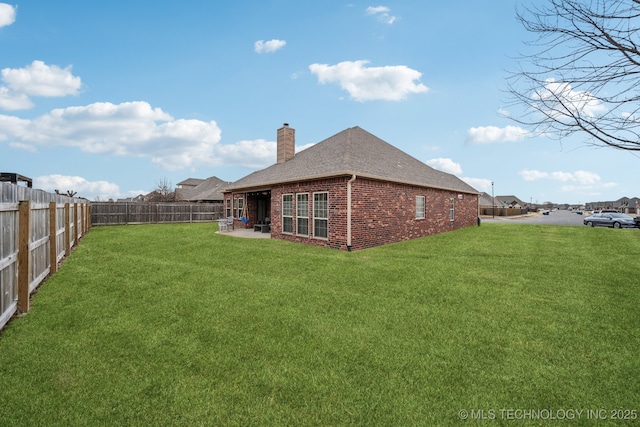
[492, 181, 495, 219]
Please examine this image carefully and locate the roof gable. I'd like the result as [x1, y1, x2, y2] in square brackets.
[176, 176, 229, 201]
[177, 178, 206, 188]
[226, 126, 478, 194]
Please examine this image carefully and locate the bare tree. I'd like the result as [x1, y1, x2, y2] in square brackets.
[55, 189, 78, 197]
[148, 177, 176, 202]
[507, 0, 640, 151]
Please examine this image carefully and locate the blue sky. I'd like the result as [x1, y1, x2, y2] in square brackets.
[1, 1, 637, 204]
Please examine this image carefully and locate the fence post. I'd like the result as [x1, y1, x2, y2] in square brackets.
[18, 200, 30, 313]
[74, 203, 79, 242]
[64, 203, 70, 256]
[86, 203, 91, 234]
[49, 201, 58, 274]
[82, 203, 87, 235]
[79, 203, 84, 237]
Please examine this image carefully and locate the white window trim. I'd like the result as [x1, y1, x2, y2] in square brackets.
[282, 194, 294, 234]
[296, 193, 309, 236]
[313, 192, 328, 240]
[416, 196, 425, 219]
[449, 198, 455, 221]
[236, 197, 244, 219]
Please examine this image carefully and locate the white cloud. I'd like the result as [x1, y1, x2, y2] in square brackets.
[426, 157, 463, 175]
[0, 101, 223, 170]
[519, 169, 549, 182]
[214, 139, 275, 170]
[0, 86, 34, 110]
[462, 177, 492, 193]
[467, 125, 530, 144]
[34, 174, 121, 201]
[2, 60, 82, 97]
[519, 169, 616, 195]
[0, 101, 303, 171]
[572, 170, 602, 185]
[532, 78, 606, 121]
[212, 140, 315, 170]
[8, 141, 36, 152]
[0, 61, 82, 110]
[254, 39, 286, 54]
[366, 6, 389, 14]
[519, 169, 602, 185]
[309, 60, 428, 102]
[497, 107, 510, 117]
[0, 3, 16, 27]
[366, 5, 396, 24]
[0, 114, 28, 141]
[559, 182, 618, 193]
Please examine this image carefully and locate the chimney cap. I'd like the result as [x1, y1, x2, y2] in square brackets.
[283, 123, 289, 127]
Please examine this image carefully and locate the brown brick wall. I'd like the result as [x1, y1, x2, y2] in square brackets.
[260, 176, 478, 251]
[349, 179, 478, 250]
[270, 178, 348, 250]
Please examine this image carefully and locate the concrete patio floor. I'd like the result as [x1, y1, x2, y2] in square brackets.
[216, 227, 271, 239]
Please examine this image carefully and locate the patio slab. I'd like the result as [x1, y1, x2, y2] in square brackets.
[216, 228, 271, 239]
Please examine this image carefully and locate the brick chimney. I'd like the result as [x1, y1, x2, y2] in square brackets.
[277, 123, 295, 163]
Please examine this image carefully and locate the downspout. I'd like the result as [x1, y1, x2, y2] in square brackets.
[346, 174, 356, 251]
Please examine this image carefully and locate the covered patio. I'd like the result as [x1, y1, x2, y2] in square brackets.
[223, 189, 271, 233]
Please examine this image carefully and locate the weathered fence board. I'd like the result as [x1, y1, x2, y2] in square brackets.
[480, 207, 528, 217]
[0, 182, 89, 331]
[90, 202, 223, 225]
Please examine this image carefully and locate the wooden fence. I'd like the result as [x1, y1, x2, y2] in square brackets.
[480, 207, 528, 217]
[0, 183, 90, 331]
[90, 202, 223, 225]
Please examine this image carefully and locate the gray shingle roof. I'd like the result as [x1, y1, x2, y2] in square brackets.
[225, 126, 479, 194]
[176, 176, 229, 201]
[177, 178, 206, 188]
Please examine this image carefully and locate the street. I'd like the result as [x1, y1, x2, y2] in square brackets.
[483, 210, 592, 226]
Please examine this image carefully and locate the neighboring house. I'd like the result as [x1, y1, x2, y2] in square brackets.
[495, 195, 525, 209]
[175, 176, 229, 203]
[479, 192, 496, 208]
[586, 197, 640, 214]
[116, 194, 147, 203]
[176, 178, 206, 190]
[223, 124, 479, 251]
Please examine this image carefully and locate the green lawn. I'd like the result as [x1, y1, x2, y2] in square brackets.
[1, 223, 639, 426]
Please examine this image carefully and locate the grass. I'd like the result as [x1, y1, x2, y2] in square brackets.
[0, 223, 639, 426]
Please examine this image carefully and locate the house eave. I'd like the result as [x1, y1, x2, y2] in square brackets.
[223, 171, 480, 196]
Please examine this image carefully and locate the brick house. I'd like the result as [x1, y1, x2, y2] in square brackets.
[223, 124, 479, 251]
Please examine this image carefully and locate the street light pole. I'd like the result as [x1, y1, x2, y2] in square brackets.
[492, 181, 495, 219]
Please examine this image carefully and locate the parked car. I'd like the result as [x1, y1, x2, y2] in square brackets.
[591, 209, 619, 214]
[583, 212, 637, 228]
[635, 216, 640, 228]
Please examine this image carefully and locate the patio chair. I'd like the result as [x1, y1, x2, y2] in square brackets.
[218, 216, 234, 232]
[254, 217, 271, 233]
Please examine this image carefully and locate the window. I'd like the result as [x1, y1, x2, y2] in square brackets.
[233, 198, 237, 218]
[237, 198, 244, 219]
[297, 193, 309, 236]
[282, 194, 293, 233]
[226, 198, 231, 217]
[449, 198, 455, 221]
[313, 192, 328, 239]
[416, 196, 425, 219]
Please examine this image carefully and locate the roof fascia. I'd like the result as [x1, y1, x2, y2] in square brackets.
[223, 171, 479, 195]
